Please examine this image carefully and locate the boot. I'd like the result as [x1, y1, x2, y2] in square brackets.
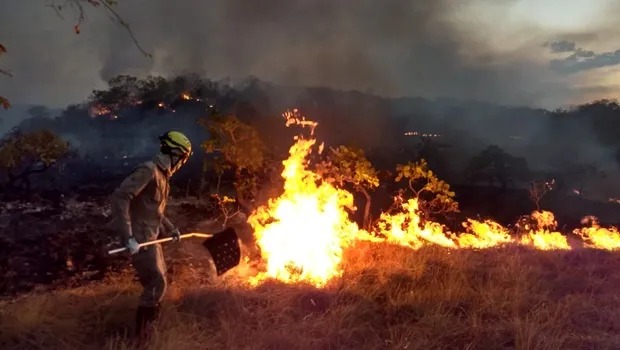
[135, 304, 160, 339]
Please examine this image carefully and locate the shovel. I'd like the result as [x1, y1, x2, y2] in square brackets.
[107, 227, 242, 276]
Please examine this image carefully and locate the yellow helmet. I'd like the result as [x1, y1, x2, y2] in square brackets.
[159, 131, 192, 158]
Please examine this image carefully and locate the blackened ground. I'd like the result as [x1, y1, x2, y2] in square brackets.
[0, 198, 120, 296]
[0, 194, 242, 298]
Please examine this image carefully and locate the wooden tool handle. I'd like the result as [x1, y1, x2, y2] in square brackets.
[107, 232, 214, 255]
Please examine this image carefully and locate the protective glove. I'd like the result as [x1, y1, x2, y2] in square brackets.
[126, 237, 140, 255]
[171, 227, 181, 242]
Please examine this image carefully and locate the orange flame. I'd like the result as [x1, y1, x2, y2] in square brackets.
[247, 112, 363, 287]
[376, 197, 456, 249]
[458, 219, 513, 249]
[574, 216, 620, 251]
[518, 211, 571, 250]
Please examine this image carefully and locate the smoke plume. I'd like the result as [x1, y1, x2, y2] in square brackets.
[0, 0, 602, 108]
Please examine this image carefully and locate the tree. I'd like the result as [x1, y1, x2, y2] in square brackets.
[88, 74, 221, 117]
[89, 75, 141, 108]
[394, 158, 459, 219]
[198, 110, 267, 211]
[574, 99, 620, 148]
[315, 145, 379, 229]
[464, 145, 530, 190]
[0, 130, 70, 193]
[528, 179, 554, 211]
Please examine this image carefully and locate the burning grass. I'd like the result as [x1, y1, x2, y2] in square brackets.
[2, 243, 620, 349]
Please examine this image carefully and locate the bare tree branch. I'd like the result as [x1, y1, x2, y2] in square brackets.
[0, 69, 13, 78]
[47, 0, 152, 57]
[0, 44, 10, 110]
[97, 1, 151, 58]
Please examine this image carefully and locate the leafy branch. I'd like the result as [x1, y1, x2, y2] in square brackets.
[395, 159, 459, 217]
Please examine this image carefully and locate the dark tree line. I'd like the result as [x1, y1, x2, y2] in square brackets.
[1, 74, 618, 206]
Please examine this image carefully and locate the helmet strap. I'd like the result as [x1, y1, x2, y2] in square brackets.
[168, 153, 188, 175]
[169, 154, 180, 172]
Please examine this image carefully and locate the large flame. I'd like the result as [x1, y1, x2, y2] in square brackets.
[247, 113, 363, 287]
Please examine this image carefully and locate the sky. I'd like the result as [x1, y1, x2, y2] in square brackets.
[0, 0, 619, 109]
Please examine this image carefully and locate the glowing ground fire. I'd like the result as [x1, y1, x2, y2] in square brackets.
[245, 110, 620, 288]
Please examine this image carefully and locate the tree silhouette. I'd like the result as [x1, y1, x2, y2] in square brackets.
[465, 145, 530, 190]
[0, 130, 70, 193]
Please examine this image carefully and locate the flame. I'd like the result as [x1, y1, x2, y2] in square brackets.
[574, 216, 620, 251]
[518, 211, 571, 250]
[458, 219, 513, 249]
[247, 112, 362, 287]
[376, 197, 456, 249]
[181, 93, 191, 100]
[88, 104, 112, 118]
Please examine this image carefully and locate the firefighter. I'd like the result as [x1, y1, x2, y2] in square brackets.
[109, 131, 192, 337]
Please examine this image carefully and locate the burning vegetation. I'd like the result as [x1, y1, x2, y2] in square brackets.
[225, 109, 620, 288]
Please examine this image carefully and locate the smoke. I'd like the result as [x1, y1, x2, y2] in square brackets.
[0, 0, 599, 109]
[101, 0, 559, 107]
[2, 0, 620, 199]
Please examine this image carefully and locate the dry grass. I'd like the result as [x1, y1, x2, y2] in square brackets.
[2, 242, 620, 350]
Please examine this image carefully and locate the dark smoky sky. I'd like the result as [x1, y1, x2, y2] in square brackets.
[1, 0, 619, 109]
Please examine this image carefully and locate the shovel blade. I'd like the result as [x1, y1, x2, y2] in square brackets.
[202, 227, 241, 276]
